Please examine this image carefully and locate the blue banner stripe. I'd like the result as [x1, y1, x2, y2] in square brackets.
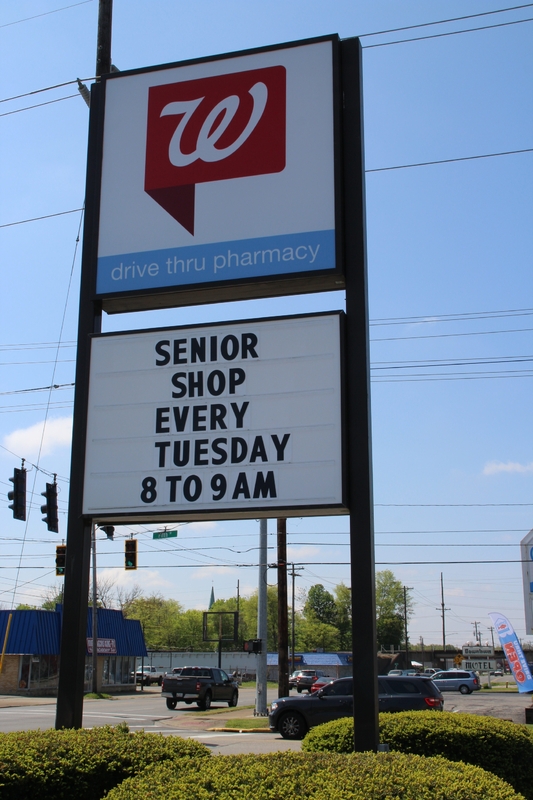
[97, 230, 336, 295]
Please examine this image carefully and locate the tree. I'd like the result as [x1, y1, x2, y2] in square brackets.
[376, 614, 404, 648]
[375, 570, 414, 649]
[237, 587, 280, 652]
[115, 584, 144, 614]
[303, 584, 337, 626]
[176, 609, 206, 651]
[334, 582, 352, 650]
[90, 574, 116, 608]
[295, 616, 340, 652]
[41, 584, 64, 610]
[123, 594, 183, 650]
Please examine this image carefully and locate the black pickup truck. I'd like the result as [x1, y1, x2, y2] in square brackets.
[161, 666, 239, 710]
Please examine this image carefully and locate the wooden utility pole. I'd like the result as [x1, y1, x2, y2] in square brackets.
[438, 573, 450, 654]
[290, 563, 297, 676]
[96, 0, 113, 77]
[277, 518, 289, 698]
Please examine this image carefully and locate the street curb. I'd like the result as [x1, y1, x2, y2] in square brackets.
[207, 726, 272, 733]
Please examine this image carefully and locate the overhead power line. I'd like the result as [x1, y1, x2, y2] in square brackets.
[1, 310, 531, 345]
[367, 148, 533, 173]
[0, 1, 94, 29]
[4, 144, 532, 230]
[373, 355, 533, 369]
[358, 4, 533, 38]
[2, 558, 527, 570]
[0, 382, 74, 396]
[0, 94, 79, 117]
[0, 209, 83, 228]
[362, 16, 533, 49]
[371, 308, 533, 326]
[372, 327, 533, 343]
[376, 502, 533, 507]
[0, 78, 94, 105]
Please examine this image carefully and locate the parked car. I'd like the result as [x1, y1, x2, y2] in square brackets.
[288, 670, 305, 689]
[387, 669, 419, 676]
[132, 666, 167, 686]
[161, 666, 239, 710]
[490, 669, 503, 677]
[289, 669, 330, 692]
[430, 669, 480, 694]
[269, 675, 444, 740]
[310, 678, 331, 693]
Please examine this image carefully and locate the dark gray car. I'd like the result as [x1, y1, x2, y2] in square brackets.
[269, 675, 444, 739]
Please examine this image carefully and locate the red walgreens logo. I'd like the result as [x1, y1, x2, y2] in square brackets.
[145, 65, 286, 235]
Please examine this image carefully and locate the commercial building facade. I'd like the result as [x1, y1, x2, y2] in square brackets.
[0, 607, 146, 695]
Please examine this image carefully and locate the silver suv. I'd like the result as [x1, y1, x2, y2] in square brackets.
[431, 669, 480, 694]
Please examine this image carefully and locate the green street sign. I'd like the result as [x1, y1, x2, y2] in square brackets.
[153, 530, 178, 540]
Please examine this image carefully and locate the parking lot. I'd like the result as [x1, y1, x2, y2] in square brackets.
[438, 690, 532, 724]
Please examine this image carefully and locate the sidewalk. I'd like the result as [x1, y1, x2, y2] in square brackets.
[0, 695, 57, 708]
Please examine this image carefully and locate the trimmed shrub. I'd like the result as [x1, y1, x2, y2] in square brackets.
[106, 750, 525, 800]
[303, 711, 533, 800]
[0, 725, 210, 800]
[302, 714, 354, 753]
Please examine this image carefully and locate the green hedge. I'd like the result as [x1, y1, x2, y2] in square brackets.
[106, 751, 525, 800]
[302, 711, 533, 800]
[0, 725, 210, 800]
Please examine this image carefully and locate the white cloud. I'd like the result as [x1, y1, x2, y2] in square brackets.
[483, 461, 533, 476]
[287, 545, 321, 559]
[446, 587, 466, 597]
[186, 521, 218, 531]
[4, 416, 72, 458]
[98, 567, 173, 591]
[407, 316, 439, 328]
[190, 565, 238, 581]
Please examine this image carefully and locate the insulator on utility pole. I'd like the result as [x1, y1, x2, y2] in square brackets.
[77, 79, 91, 107]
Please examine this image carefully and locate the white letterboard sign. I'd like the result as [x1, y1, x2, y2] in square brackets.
[83, 312, 346, 521]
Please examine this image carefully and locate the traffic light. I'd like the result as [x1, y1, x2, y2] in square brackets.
[125, 539, 137, 570]
[243, 639, 262, 654]
[8, 466, 27, 521]
[56, 545, 66, 576]
[100, 525, 115, 540]
[41, 481, 59, 533]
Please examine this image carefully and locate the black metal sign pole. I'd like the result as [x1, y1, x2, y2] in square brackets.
[56, 1, 112, 729]
[55, 83, 104, 729]
[340, 37, 379, 752]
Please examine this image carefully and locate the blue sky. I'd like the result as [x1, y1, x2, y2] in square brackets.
[1, 1, 532, 649]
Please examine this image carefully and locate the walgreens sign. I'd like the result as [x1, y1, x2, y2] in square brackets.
[95, 36, 341, 311]
[145, 66, 286, 234]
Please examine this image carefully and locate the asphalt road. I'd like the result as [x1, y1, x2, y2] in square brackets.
[0, 686, 530, 755]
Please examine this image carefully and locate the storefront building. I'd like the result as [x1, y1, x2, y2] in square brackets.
[0, 607, 146, 695]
